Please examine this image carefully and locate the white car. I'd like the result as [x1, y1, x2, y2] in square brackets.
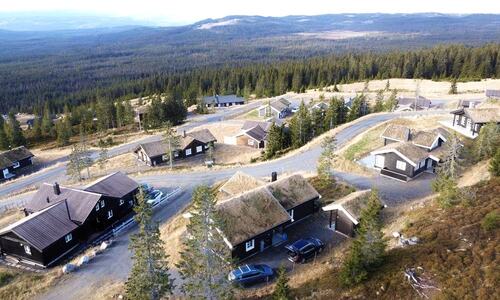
[146, 190, 164, 206]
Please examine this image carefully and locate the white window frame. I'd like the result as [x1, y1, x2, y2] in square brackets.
[162, 154, 169, 161]
[196, 145, 203, 153]
[24, 245, 31, 255]
[100, 199, 105, 208]
[174, 151, 179, 158]
[245, 239, 255, 252]
[65, 233, 72, 243]
[374, 155, 385, 168]
[119, 199, 124, 206]
[95, 203, 100, 211]
[396, 160, 407, 171]
[289, 209, 295, 222]
[248, 139, 254, 146]
[12, 161, 20, 169]
[185, 148, 192, 156]
[107, 210, 113, 219]
[129, 200, 134, 206]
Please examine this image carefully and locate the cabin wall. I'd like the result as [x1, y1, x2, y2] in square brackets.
[380, 152, 415, 178]
[336, 210, 355, 237]
[236, 135, 262, 149]
[176, 140, 209, 159]
[284, 199, 317, 227]
[232, 230, 274, 261]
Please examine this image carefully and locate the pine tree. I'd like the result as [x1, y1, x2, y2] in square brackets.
[66, 144, 84, 181]
[272, 265, 290, 300]
[474, 123, 500, 160]
[339, 190, 386, 286]
[32, 117, 42, 141]
[6, 112, 26, 147]
[439, 133, 462, 180]
[126, 189, 174, 300]
[163, 122, 180, 169]
[385, 80, 390, 91]
[115, 101, 125, 128]
[123, 100, 135, 126]
[0, 116, 9, 150]
[347, 94, 368, 122]
[177, 185, 233, 299]
[489, 148, 500, 177]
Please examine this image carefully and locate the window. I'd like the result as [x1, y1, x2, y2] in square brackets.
[196, 146, 203, 153]
[119, 199, 124, 206]
[245, 239, 255, 252]
[65, 233, 72, 243]
[248, 139, 254, 146]
[174, 151, 179, 158]
[129, 200, 134, 206]
[396, 160, 406, 171]
[375, 155, 385, 168]
[185, 149, 192, 156]
[95, 203, 100, 211]
[12, 161, 20, 169]
[24, 245, 31, 255]
[162, 154, 169, 161]
[107, 210, 113, 219]
[100, 200, 105, 208]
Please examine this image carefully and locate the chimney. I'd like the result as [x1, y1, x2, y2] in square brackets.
[46, 196, 50, 203]
[271, 172, 277, 182]
[53, 182, 61, 195]
[23, 208, 29, 217]
[183, 130, 186, 138]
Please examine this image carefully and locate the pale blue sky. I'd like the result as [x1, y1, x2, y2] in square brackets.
[0, 0, 498, 25]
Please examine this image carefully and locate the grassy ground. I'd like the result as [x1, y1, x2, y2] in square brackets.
[244, 177, 499, 299]
[0, 267, 62, 300]
[308, 177, 355, 205]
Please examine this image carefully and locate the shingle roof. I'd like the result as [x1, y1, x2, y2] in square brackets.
[381, 125, 410, 142]
[186, 129, 217, 144]
[216, 187, 290, 246]
[219, 171, 265, 198]
[85, 171, 138, 199]
[0, 146, 34, 169]
[243, 125, 268, 141]
[0, 201, 78, 251]
[203, 95, 245, 105]
[241, 121, 271, 132]
[266, 174, 320, 210]
[25, 184, 102, 224]
[135, 140, 167, 158]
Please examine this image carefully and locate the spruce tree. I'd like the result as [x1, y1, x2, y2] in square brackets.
[474, 123, 500, 160]
[97, 146, 109, 170]
[373, 90, 385, 112]
[439, 133, 462, 180]
[163, 122, 180, 169]
[126, 189, 174, 300]
[66, 144, 84, 181]
[32, 117, 42, 141]
[489, 149, 500, 177]
[115, 101, 125, 128]
[385, 80, 390, 91]
[6, 112, 26, 147]
[0, 117, 9, 150]
[449, 78, 458, 94]
[123, 100, 135, 125]
[340, 190, 386, 286]
[272, 265, 290, 300]
[177, 185, 233, 299]
[384, 89, 398, 112]
[289, 101, 312, 148]
[317, 135, 337, 187]
[56, 117, 72, 147]
[41, 102, 53, 137]
[265, 122, 283, 159]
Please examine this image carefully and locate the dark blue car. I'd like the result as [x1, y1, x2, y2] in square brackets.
[285, 237, 324, 263]
[228, 264, 274, 286]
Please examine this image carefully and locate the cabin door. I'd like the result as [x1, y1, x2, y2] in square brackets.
[260, 240, 265, 252]
[2, 169, 9, 178]
[426, 159, 433, 171]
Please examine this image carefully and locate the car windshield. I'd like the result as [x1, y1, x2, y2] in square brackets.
[292, 240, 309, 249]
[253, 265, 265, 272]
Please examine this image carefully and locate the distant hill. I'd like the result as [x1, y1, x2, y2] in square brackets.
[1, 13, 500, 112]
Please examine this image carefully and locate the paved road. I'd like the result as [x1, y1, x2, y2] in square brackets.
[35, 110, 446, 300]
[0, 100, 263, 201]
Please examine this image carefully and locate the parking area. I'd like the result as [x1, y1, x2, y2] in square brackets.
[244, 212, 347, 270]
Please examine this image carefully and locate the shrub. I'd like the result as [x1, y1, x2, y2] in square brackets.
[481, 211, 499, 232]
[0, 271, 14, 287]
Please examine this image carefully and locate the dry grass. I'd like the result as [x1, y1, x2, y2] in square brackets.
[189, 120, 244, 142]
[213, 144, 261, 165]
[308, 177, 355, 204]
[0, 267, 62, 300]
[242, 178, 500, 300]
[458, 159, 491, 187]
[0, 209, 24, 229]
[159, 213, 189, 266]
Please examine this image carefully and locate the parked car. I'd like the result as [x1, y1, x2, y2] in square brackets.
[140, 183, 153, 193]
[291, 106, 299, 113]
[285, 237, 324, 263]
[146, 190, 163, 206]
[228, 264, 274, 286]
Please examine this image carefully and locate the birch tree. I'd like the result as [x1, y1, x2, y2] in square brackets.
[177, 185, 233, 300]
[126, 188, 174, 299]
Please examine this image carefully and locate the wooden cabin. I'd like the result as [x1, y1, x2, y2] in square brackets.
[0, 146, 34, 180]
